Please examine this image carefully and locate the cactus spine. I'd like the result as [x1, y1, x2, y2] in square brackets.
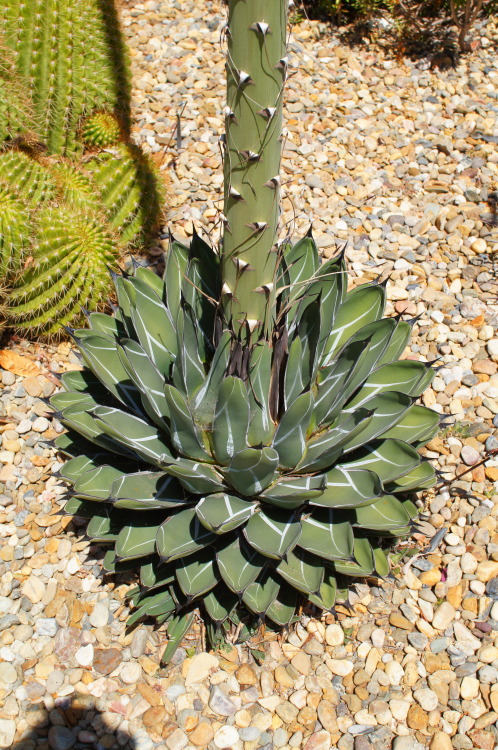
[222, 0, 287, 340]
[0, 0, 131, 155]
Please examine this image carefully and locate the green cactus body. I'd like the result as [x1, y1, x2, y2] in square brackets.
[0, 151, 54, 204]
[6, 209, 119, 335]
[0, 44, 34, 143]
[85, 144, 164, 245]
[222, 0, 287, 339]
[0, 186, 28, 277]
[82, 112, 122, 148]
[0, 0, 131, 155]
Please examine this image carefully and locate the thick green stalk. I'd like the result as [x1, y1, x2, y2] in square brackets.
[222, 0, 287, 340]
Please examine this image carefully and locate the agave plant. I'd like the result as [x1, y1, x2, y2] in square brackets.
[51, 0, 438, 653]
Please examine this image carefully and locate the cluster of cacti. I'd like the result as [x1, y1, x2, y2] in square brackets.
[0, 0, 165, 337]
[52, 0, 438, 658]
[0, 0, 131, 155]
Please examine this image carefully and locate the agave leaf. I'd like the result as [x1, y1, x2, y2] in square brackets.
[308, 569, 337, 610]
[295, 298, 321, 389]
[280, 234, 320, 323]
[161, 612, 195, 665]
[165, 459, 225, 494]
[298, 409, 373, 473]
[277, 548, 324, 595]
[176, 549, 218, 598]
[60, 369, 108, 396]
[156, 507, 217, 562]
[212, 376, 250, 464]
[128, 590, 176, 627]
[340, 438, 421, 483]
[59, 405, 134, 458]
[63, 496, 99, 518]
[381, 405, 440, 444]
[217, 536, 266, 593]
[55, 430, 113, 460]
[314, 339, 370, 427]
[140, 559, 175, 590]
[411, 365, 435, 395]
[375, 318, 412, 366]
[242, 569, 280, 615]
[117, 338, 171, 430]
[193, 330, 232, 425]
[203, 587, 238, 624]
[87, 311, 128, 338]
[51, 391, 99, 412]
[112, 274, 135, 336]
[164, 385, 211, 461]
[165, 238, 190, 313]
[290, 252, 346, 366]
[87, 511, 121, 542]
[266, 585, 299, 626]
[73, 333, 144, 416]
[227, 447, 279, 495]
[371, 544, 390, 577]
[93, 406, 174, 465]
[353, 495, 412, 531]
[110, 472, 188, 509]
[273, 392, 314, 470]
[333, 537, 374, 576]
[315, 466, 382, 509]
[243, 508, 301, 560]
[59, 455, 101, 483]
[172, 305, 206, 395]
[324, 283, 386, 361]
[73, 465, 124, 500]
[345, 361, 428, 410]
[195, 493, 255, 533]
[385, 461, 436, 493]
[125, 276, 177, 371]
[341, 392, 413, 452]
[103, 548, 152, 574]
[261, 474, 326, 509]
[283, 337, 305, 408]
[116, 515, 164, 560]
[135, 265, 167, 300]
[182, 232, 220, 353]
[401, 498, 419, 520]
[299, 511, 353, 561]
[247, 343, 275, 446]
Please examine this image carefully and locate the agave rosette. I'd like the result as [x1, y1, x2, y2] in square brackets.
[51, 231, 438, 636]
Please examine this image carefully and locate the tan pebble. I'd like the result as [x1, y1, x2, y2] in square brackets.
[429, 731, 453, 750]
[325, 659, 354, 677]
[325, 624, 344, 647]
[138, 656, 159, 676]
[475, 712, 498, 730]
[21, 576, 45, 604]
[189, 722, 214, 746]
[275, 665, 295, 687]
[418, 569, 441, 586]
[142, 707, 166, 728]
[389, 613, 414, 631]
[0, 546, 14, 562]
[432, 602, 456, 630]
[185, 653, 219, 686]
[460, 676, 480, 700]
[490, 691, 498, 713]
[476, 561, 498, 582]
[446, 584, 463, 609]
[291, 652, 311, 676]
[468, 728, 495, 750]
[234, 709, 251, 728]
[235, 663, 258, 686]
[407, 704, 428, 731]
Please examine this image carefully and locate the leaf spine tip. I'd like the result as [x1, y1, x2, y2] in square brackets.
[264, 176, 280, 189]
[250, 22, 271, 35]
[246, 222, 267, 233]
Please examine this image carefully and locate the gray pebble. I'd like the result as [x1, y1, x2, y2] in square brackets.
[48, 726, 76, 750]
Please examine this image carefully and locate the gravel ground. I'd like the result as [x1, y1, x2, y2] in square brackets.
[2, 2, 498, 749]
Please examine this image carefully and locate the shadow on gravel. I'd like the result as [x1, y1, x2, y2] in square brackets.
[9, 700, 138, 750]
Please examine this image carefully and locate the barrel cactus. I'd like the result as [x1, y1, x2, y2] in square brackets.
[0, 0, 131, 155]
[52, 0, 437, 652]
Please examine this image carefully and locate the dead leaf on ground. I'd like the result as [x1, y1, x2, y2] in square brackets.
[0, 350, 41, 377]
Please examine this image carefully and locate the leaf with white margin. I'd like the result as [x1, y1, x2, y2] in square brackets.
[156, 507, 217, 562]
[243, 508, 301, 560]
[195, 493, 255, 534]
[299, 510, 353, 561]
[313, 466, 382, 509]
